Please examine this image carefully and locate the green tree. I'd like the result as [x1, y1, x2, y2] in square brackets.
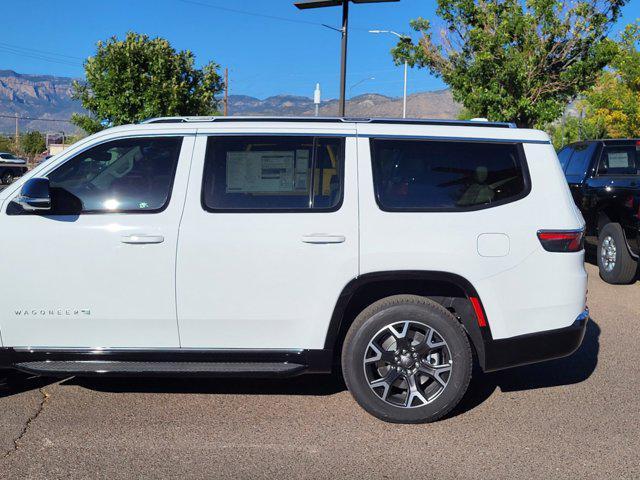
[72, 32, 224, 134]
[393, 0, 625, 128]
[20, 131, 46, 157]
[0, 135, 16, 153]
[547, 113, 607, 149]
[583, 22, 640, 137]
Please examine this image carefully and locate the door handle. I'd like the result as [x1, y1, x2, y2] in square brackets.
[301, 234, 346, 244]
[121, 234, 165, 244]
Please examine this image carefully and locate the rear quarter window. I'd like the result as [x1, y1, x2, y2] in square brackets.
[370, 138, 529, 211]
[564, 143, 596, 182]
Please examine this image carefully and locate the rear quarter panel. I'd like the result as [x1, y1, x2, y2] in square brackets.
[357, 131, 587, 340]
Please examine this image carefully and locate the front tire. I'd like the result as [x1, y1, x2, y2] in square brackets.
[598, 223, 637, 284]
[342, 295, 472, 423]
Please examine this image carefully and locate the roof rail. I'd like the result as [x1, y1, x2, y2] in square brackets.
[140, 116, 517, 129]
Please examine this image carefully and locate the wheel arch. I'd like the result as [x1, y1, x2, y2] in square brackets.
[324, 270, 489, 369]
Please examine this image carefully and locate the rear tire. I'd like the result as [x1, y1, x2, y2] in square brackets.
[598, 223, 637, 284]
[341, 295, 472, 423]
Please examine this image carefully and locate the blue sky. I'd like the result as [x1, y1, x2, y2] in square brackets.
[1, 0, 638, 100]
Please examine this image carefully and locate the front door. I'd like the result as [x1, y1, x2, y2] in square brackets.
[176, 131, 359, 349]
[0, 134, 193, 348]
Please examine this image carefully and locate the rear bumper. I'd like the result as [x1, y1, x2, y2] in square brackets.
[482, 308, 589, 372]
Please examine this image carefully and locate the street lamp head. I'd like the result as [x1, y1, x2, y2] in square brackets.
[295, 0, 399, 9]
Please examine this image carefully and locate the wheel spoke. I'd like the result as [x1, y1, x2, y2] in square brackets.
[364, 343, 396, 364]
[418, 362, 452, 387]
[426, 328, 446, 349]
[387, 321, 409, 340]
[369, 368, 402, 401]
[405, 373, 428, 407]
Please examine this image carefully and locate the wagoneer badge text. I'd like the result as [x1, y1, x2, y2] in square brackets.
[14, 309, 91, 316]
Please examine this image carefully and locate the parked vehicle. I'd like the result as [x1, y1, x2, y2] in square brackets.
[0, 117, 588, 423]
[0, 152, 28, 185]
[558, 139, 640, 284]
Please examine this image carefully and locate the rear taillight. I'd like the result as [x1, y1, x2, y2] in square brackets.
[537, 230, 584, 252]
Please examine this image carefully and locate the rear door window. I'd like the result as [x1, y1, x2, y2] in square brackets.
[202, 136, 344, 212]
[370, 139, 528, 211]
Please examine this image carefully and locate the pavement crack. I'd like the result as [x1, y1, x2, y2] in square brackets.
[3, 387, 50, 459]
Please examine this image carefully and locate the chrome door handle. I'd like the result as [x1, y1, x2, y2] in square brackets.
[121, 234, 165, 244]
[301, 234, 346, 244]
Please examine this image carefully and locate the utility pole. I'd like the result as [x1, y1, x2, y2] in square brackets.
[223, 67, 229, 116]
[337, 0, 349, 117]
[14, 113, 19, 148]
[402, 59, 408, 118]
[295, 0, 399, 117]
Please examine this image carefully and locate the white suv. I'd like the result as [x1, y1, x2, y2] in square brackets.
[0, 117, 588, 423]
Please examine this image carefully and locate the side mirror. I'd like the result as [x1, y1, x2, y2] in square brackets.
[15, 178, 51, 212]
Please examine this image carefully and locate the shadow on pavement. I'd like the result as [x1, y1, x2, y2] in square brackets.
[0, 373, 55, 398]
[448, 318, 601, 418]
[66, 372, 347, 397]
[1, 320, 600, 419]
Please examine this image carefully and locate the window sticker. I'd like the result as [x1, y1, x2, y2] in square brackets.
[607, 152, 631, 169]
[226, 150, 309, 193]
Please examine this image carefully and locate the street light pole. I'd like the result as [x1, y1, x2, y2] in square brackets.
[295, 0, 399, 117]
[369, 29, 409, 118]
[338, 0, 349, 117]
[402, 59, 407, 118]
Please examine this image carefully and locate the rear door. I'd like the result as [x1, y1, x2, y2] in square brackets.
[176, 128, 359, 349]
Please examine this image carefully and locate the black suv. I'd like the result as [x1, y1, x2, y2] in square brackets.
[559, 139, 640, 284]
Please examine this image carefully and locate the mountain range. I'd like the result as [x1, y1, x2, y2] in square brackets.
[0, 69, 462, 134]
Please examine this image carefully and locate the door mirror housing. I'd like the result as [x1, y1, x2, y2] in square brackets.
[15, 178, 51, 212]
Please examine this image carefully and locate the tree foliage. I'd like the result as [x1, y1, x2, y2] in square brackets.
[0, 135, 16, 154]
[20, 131, 46, 157]
[546, 113, 607, 149]
[393, 0, 625, 127]
[72, 32, 224, 134]
[583, 22, 640, 137]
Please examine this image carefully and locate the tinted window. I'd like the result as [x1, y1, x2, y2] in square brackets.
[565, 143, 596, 179]
[47, 137, 182, 214]
[598, 146, 638, 176]
[371, 139, 527, 210]
[557, 147, 573, 171]
[202, 136, 344, 211]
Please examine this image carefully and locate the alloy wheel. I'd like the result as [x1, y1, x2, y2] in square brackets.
[363, 320, 452, 408]
[601, 235, 617, 272]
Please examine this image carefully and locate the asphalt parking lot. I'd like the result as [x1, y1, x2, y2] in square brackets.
[1, 262, 639, 479]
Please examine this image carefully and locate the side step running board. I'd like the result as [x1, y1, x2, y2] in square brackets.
[13, 360, 307, 378]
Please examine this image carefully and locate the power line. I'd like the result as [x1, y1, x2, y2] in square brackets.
[0, 45, 82, 68]
[179, 0, 329, 27]
[0, 114, 74, 123]
[0, 41, 84, 61]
